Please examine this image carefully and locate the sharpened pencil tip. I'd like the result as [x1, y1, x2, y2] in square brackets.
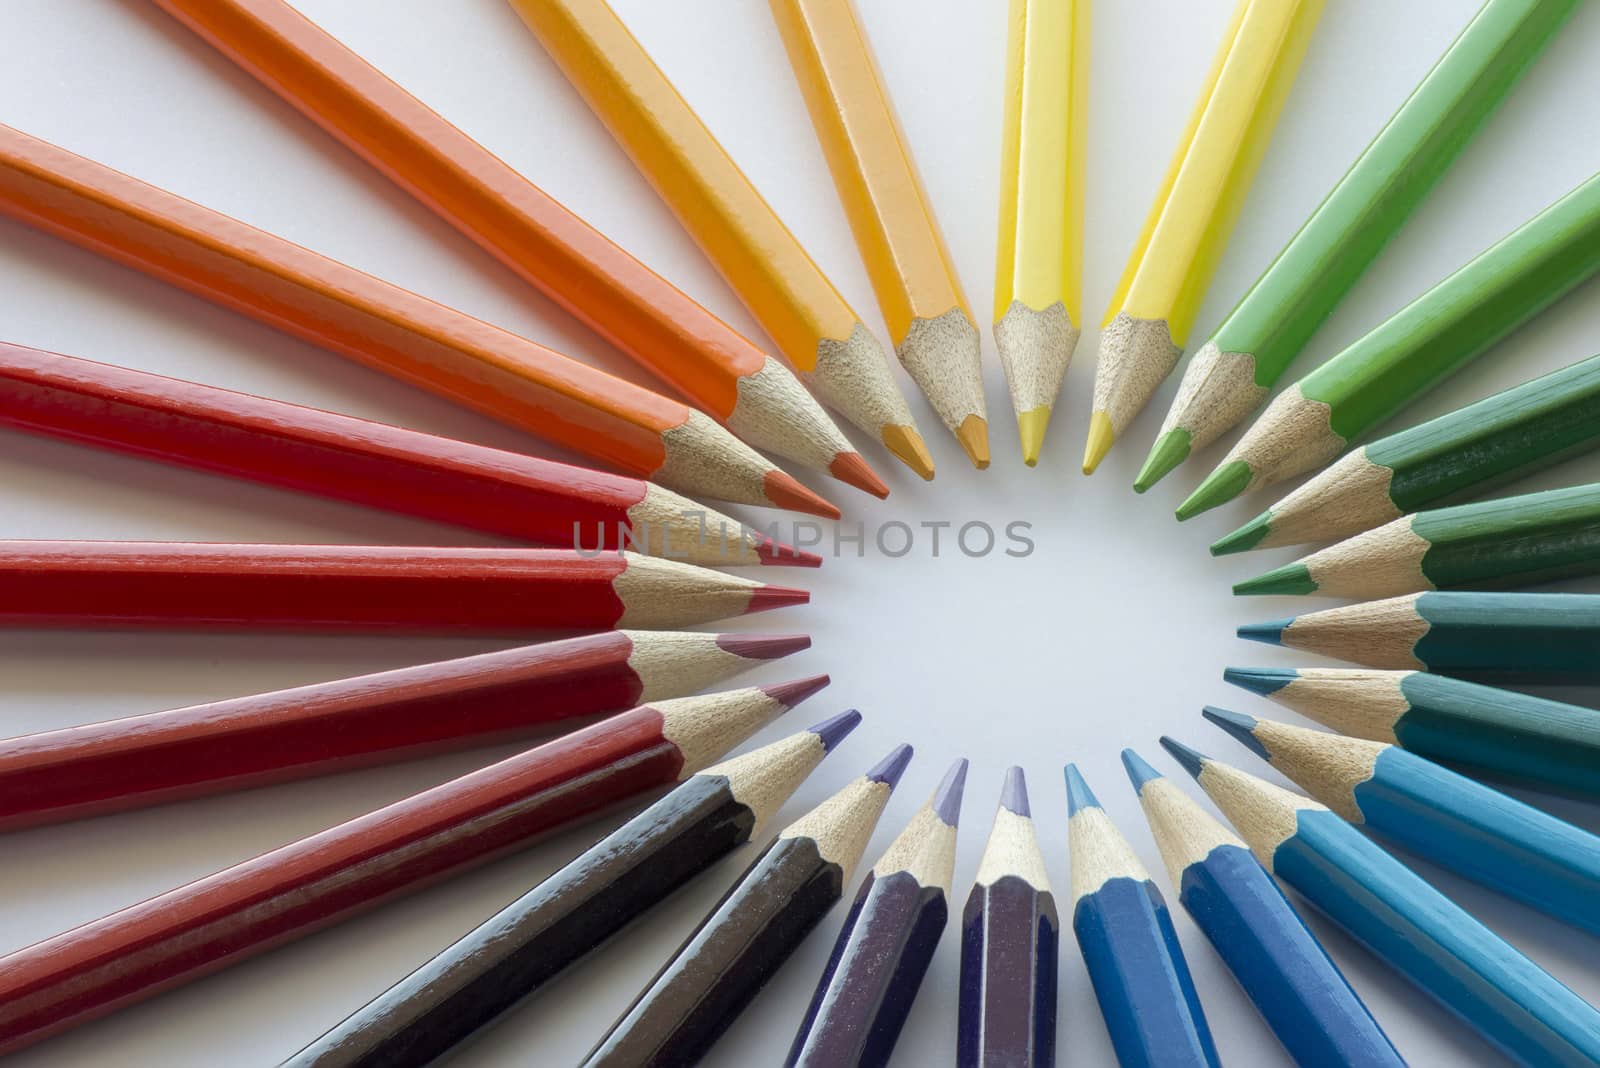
[1233, 563, 1317, 597]
[714, 633, 811, 661]
[1236, 619, 1289, 646]
[753, 537, 822, 567]
[1223, 667, 1296, 696]
[1202, 706, 1270, 760]
[1000, 766, 1030, 816]
[809, 709, 861, 752]
[763, 470, 842, 520]
[1159, 737, 1208, 778]
[956, 415, 990, 470]
[1017, 407, 1051, 467]
[1081, 410, 1114, 474]
[933, 758, 969, 826]
[1211, 512, 1273, 555]
[882, 424, 936, 480]
[1120, 749, 1164, 792]
[1177, 460, 1253, 520]
[762, 674, 830, 709]
[744, 584, 811, 614]
[867, 743, 914, 788]
[1134, 429, 1191, 492]
[828, 451, 890, 499]
[1063, 763, 1100, 814]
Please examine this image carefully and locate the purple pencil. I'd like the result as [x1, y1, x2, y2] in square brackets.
[785, 759, 968, 1067]
[958, 767, 1059, 1067]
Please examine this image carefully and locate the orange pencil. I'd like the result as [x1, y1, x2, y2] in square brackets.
[153, 0, 885, 499]
[0, 123, 837, 518]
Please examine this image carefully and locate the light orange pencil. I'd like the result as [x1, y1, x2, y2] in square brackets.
[769, 0, 990, 469]
[509, 0, 935, 481]
[0, 123, 837, 517]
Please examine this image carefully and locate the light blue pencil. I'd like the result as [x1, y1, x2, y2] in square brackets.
[1162, 737, 1600, 1067]
[1121, 749, 1401, 1067]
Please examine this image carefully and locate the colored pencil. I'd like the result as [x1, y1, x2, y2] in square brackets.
[1138, 0, 1581, 491]
[0, 341, 814, 568]
[1214, 353, 1600, 555]
[508, 0, 934, 481]
[786, 757, 968, 1068]
[1204, 708, 1600, 937]
[0, 679, 826, 1056]
[285, 709, 860, 1067]
[0, 542, 808, 632]
[957, 767, 1057, 1068]
[1224, 666, 1600, 798]
[1240, 591, 1600, 680]
[581, 743, 911, 1066]
[770, 0, 989, 469]
[1181, 169, 1600, 518]
[1161, 740, 1600, 1066]
[1082, 0, 1322, 475]
[0, 630, 809, 832]
[1065, 764, 1219, 1068]
[993, 0, 1090, 465]
[154, 0, 886, 500]
[1234, 481, 1600, 599]
[0, 124, 837, 517]
[1121, 749, 1401, 1067]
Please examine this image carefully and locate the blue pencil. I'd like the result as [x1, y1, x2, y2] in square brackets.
[1204, 707, 1600, 938]
[1121, 749, 1401, 1067]
[1162, 738, 1600, 1067]
[1064, 764, 1219, 1068]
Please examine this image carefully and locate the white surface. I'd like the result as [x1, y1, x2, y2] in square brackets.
[2, 1, 1600, 1064]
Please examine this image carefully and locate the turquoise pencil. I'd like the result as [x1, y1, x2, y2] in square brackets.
[1162, 739, 1600, 1067]
[1065, 764, 1219, 1068]
[1121, 750, 1401, 1067]
[1204, 708, 1600, 937]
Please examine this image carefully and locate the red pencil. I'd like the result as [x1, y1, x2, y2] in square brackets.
[0, 677, 829, 1056]
[0, 542, 809, 632]
[0, 629, 811, 831]
[0, 341, 816, 568]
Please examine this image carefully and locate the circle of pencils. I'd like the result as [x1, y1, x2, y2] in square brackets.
[1239, 591, 1600, 680]
[283, 710, 861, 1068]
[1161, 740, 1600, 1066]
[0, 680, 826, 1057]
[785, 758, 968, 1068]
[581, 743, 911, 1067]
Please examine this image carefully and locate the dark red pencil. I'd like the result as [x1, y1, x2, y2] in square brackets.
[0, 676, 828, 1056]
[0, 629, 810, 831]
[0, 542, 809, 632]
[0, 342, 815, 567]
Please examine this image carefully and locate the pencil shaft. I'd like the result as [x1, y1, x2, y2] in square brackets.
[958, 876, 1058, 1068]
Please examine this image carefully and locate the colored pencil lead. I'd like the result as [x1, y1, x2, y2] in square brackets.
[1220, 667, 1294, 697]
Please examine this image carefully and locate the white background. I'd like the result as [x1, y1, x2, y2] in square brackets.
[3, 1, 1600, 1064]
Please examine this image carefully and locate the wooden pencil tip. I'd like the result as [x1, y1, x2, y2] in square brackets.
[1177, 460, 1252, 520]
[1081, 410, 1114, 475]
[1120, 748, 1164, 792]
[1063, 763, 1100, 815]
[1211, 513, 1273, 556]
[1134, 429, 1191, 492]
[1222, 667, 1295, 697]
[1202, 706, 1270, 760]
[955, 415, 990, 470]
[762, 673, 831, 709]
[763, 470, 842, 520]
[881, 424, 936, 481]
[1159, 736, 1208, 779]
[1235, 619, 1289, 646]
[744, 583, 812, 614]
[1232, 563, 1316, 597]
[828, 451, 890, 499]
[1016, 407, 1051, 467]
[715, 633, 811, 661]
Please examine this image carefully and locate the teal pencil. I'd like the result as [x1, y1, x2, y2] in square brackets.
[1162, 739, 1600, 1066]
[1204, 708, 1600, 936]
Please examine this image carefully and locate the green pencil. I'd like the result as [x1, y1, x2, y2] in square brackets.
[1223, 665, 1600, 798]
[1136, 0, 1579, 492]
[1179, 170, 1600, 519]
[1239, 591, 1600, 681]
[1235, 481, 1600, 599]
[1215, 353, 1600, 554]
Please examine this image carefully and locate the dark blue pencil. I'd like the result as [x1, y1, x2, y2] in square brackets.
[1065, 764, 1219, 1068]
[1163, 738, 1600, 1066]
[1121, 749, 1401, 1067]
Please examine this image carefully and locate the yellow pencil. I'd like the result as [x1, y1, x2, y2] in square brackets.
[1082, 0, 1322, 475]
[769, 0, 990, 470]
[994, 0, 1091, 466]
[508, 0, 935, 481]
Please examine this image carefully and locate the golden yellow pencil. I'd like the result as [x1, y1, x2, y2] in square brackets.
[1083, 0, 1322, 475]
[769, 0, 990, 470]
[994, 0, 1090, 466]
